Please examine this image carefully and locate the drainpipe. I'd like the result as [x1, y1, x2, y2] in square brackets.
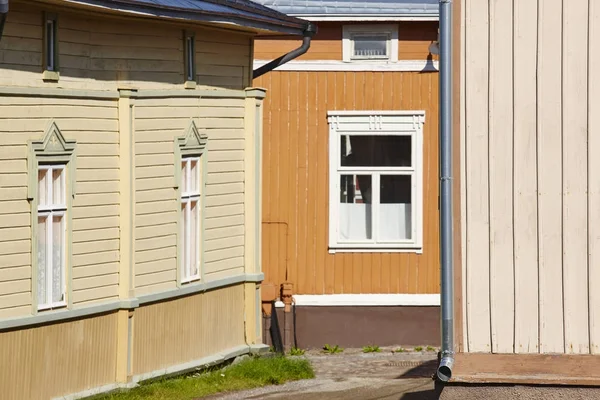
[437, 0, 454, 383]
[253, 22, 317, 79]
[0, 0, 8, 41]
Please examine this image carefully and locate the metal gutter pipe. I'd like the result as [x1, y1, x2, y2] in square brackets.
[437, 0, 454, 383]
[0, 0, 8, 41]
[253, 22, 317, 79]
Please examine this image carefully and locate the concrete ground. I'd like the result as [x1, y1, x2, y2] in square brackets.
[207, 348, 600, 400]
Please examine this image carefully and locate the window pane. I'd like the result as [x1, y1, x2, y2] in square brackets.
[190, 200, 199, 278]
[53, 168, 64, 206]
[38, 169, 48, 207]
[52, 215, 64, 303]
[339, 174, 372, 241]
[379, 175, 412, 241]
[181, 201, 188, 279]
[37, 216, 48, 306]
[353, 35, 387, 57]
[190, 159, 199, 194]
[341, 135, 411, 167]
[181, 160, 188, 193]
[46, 21, 54, 70]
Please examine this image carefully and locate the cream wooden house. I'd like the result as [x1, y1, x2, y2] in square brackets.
[0, 0, 310, 398]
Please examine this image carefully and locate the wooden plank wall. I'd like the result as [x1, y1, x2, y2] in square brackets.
[134, 96, 248, 295]
[255, 71, 440, 295]
[462, 0, 599, 355]
[1, 1, 252, 90]
[0, 96, 121, 316]
[133, 284, 245, 375]
[254, 21, 439, 61]
[0, 312, 118, 400]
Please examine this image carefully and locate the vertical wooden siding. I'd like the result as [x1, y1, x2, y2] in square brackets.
[462, 0, 598, 355]
[133, 284, 245, 375]
[255, 71, 440, 295]
[0, 312, 118, 400]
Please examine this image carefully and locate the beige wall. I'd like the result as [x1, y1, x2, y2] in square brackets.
[461, 0, 600, 355]
[2, 1, 253, 91]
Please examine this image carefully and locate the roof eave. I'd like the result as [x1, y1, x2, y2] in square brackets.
[289, 14, 439, 22]
[61, 0, 309, 35]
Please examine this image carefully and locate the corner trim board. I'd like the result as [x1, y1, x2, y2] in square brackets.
[274, 294, 440, 307]
[253, 59, 439, 72]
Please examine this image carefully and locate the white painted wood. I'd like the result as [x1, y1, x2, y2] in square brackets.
[589, 0, 600, 356]
[512, 0, 539, 354]
[459, 0, 468, 352]
[464, 0, 491, 353]
[536, 0, 565, 354]
[562, 0, 590, 355]
[273, 294, 441, 307]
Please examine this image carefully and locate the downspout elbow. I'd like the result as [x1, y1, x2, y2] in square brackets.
[253, 22, 317, 79]
[0, 0, 8, 41]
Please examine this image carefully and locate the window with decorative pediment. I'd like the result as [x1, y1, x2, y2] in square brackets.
[327, 111, 424, 252]
[174, 120, 208, 284]
[28, 121, 76, 311]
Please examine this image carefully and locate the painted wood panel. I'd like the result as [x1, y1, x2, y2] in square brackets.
[462, 0, 597, 355]
[256, 71, 440, 295]
[0, 312, 118, 400]
[133, 284, 245, 375]
[1, 1, 252, 91]
[254, 21, 438, 61]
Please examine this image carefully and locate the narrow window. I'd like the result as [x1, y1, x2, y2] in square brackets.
[180, 157, 201, 282]
[44, 14, 58, 72]
[37, 165, 67, 309]
[184, 32, 196, 82]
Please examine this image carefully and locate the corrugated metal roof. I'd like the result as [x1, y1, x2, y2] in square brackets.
[252, 0, 439, 17]
[61, 0, 310, 34]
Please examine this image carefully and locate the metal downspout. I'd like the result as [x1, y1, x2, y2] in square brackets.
[437, 0, 455, 382]
[0, 0, 8, 41]
[253, 22, 317, 79]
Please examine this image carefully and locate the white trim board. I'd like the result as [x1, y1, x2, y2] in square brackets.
[287, 15, 439, 22]
[253, 60, 439, 72]
[274, 294, 440, 307]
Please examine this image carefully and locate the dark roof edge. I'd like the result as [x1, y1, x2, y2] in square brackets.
[63, 0, 310, 35]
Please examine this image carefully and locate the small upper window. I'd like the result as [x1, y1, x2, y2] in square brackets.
[343, 25, 398, 62]
[184, 31, 196, 84]
[44, 13, 58, 72]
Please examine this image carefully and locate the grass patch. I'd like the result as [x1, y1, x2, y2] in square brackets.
[89, 356, 314, 400]
[322, 344, 344, 354]
[394, 348, 406, 353]
[362, 345, 381, 353]
[426, 346, 436, 352]
[289, 347, 306, 356]
[414, 346, 423, 352]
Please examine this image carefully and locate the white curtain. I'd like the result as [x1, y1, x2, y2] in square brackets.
[339, 203, 372, 241]
[379, 203, 411, 241]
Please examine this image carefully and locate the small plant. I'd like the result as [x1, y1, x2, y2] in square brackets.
[394, 348, 406, 353]
[414, 346, 423, 352]
[426, 346, 436, 352]
[322, 344, 344, 354]
[289, 347, 306, 356]
[362, 345, 381, 353]
[269, 346, 276, 353]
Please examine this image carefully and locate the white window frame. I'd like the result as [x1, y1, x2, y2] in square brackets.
[328, 111, 424, 253]
[342, 24, 399, 62]
[180, 156, 201, 284]
[37, 164, 67, 310]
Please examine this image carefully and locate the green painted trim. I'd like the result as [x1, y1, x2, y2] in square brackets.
[133, 344, 250, 383]
[118, 88, 138, 99]
[0, 298, 139, 332]
[28, 121, 77, 313]
[42, 70, 60, 82]
[245, 88, 267, 99]
[133, 89, 246, 99]
[137, 273, 264, 305]
[0, 86, 119, 99]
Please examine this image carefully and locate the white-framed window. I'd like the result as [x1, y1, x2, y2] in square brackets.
[342, 24, 399, 62]
[180, 157, 201, 283]
[37, 164, 67, 310]
[328, 111, 424, 252]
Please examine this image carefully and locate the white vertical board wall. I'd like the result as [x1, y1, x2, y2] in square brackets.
[462, 0, 597, 355]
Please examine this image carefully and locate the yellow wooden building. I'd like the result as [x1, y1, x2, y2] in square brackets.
[0, 0, 310, 398]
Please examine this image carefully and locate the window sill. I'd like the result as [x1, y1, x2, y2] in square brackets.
[42, 70, 60, 82]
[37, 301, 67, 312]
[181, 277, 201, 285]
[184, 80, 197, 89]
[329, 247, 423, 254]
